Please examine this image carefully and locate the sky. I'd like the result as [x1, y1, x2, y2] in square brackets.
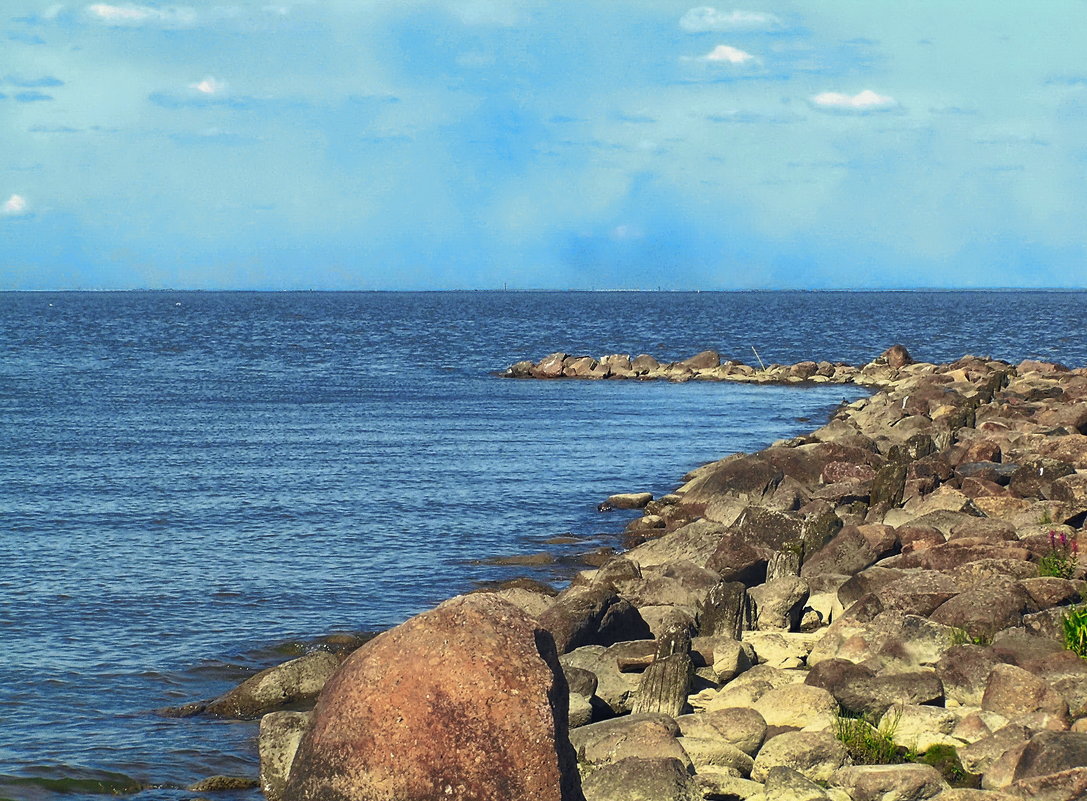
[2, 0, 1087, 290]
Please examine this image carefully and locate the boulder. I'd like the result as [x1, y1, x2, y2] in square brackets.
[560, 643, 644, 715]
[929, 580, 1037, 641]
[831, 764, 949, 801]
[937, 645, 1003, 707]
[580, 757, 700, 801]
[676, 736, 754, 776]
[675, 707, 767, 756]
[1006, 731, 1087, 782]
[284, 595, 583, 801]
[753, 684, 839, 731]
[959, 725, 1033, 776]
[539, 585, 651, 652]
[982, 664, 1071, 725]
[535, 352, 568, 378]
[570, 713, 690, 771]
[801, 524, 897, 579]
[749, 576, 810, 631]
[205, 650, 341, 719]
[259, 710, 313, 801]
[606, 492, 653, 510]
[762, 766, 843, 801]
[751, 730, 849, 784]
[680, 350, 721, 370]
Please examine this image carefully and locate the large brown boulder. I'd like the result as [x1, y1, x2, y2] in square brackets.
[284, 595, 584, 801]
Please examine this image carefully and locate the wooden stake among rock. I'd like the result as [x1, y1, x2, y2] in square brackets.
[630, 614, 692, 718]
[699, 580, 749, 640]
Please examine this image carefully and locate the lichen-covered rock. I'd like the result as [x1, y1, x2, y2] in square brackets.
[831, 763, 949, 801]
[205, 650, 341, 719]
[259, 710, 313, 801]
[982, 664, 1071, 726]
[749, 576, 810, 631]
[580, 757, 700, 801]
[675, 707, 767, 756]
[570, 713, 690, 771]
[284, 594, 584, 801]
[753, 684, 838, 731]
[751, 730, 849, 783]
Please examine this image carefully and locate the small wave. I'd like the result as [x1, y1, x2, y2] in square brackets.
[0, 768, 146, 796]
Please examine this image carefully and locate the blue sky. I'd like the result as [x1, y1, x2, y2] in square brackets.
[2, 1, 1086, 290]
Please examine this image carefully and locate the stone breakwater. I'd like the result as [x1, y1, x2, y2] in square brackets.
[500, 344, 915, 386]
[207, 346, 1087, 801]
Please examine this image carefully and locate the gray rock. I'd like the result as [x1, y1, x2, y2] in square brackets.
[560, 643, 644, 715]
[749, 576, 810, 631]
[205, 650, 341, 719]
[754, 684, 839, 731]
[937, 645, 1003, 707]
[675, 707, 767, 756]
[258, 710, 313, 801]
[569, 713, 691, 771]
[751, 730, 849, 783]
[831, 764, 949, 801]
[982, 664, 1070, 726]
[762, 766, 838, 800]
[581, 757, 701, 801]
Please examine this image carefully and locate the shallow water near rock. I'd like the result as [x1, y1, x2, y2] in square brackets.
[1, 289, 1086, 800]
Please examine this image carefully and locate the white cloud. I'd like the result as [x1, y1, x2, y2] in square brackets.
[701, 44, 755, 64]
[680, 7, 781, 33]
[85, 3, 198, 26]
[810, 89, 898, 113]
[1, 194, 28, 216]
[190, 76, 227, 95]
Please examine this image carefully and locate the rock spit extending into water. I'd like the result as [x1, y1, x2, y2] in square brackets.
[253, 348, 1087, 800]
[501, 345, 916, 386]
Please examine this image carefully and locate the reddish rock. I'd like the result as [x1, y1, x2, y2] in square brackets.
[882, 344, 914, 369]
[822, 461, 877, 485]
[534, 352, 569, 378]
[680, 350, 721, 370]
[929, 578, 1037, 640]
[982, 664, 1071, 726]
[1038, 436, 1087, 469]
[960, 476, 1008, 498]
[954, 438, 1003, 466]
[631, 354, 659, 374]
[284, 595, 584, 801]
[896, 525, 946, 553]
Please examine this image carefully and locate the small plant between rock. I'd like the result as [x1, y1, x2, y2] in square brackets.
[949, 627, 991, 647]
[1039, 529, 1078, 579]
[1063, 604, 1087, 658]
[834, 710, 903, 765]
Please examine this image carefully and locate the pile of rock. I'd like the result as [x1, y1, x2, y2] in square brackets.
[501, 345, 916, 386]
[237, 347, 1087, 800]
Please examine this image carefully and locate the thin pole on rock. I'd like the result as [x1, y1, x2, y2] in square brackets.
[752, 346, 767, 371]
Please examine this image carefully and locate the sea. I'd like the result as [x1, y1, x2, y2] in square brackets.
[1, 290, 1086, 801]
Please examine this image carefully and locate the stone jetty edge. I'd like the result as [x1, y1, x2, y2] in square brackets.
[499, 345, 915, 386]
[210, 345, 1087, 801]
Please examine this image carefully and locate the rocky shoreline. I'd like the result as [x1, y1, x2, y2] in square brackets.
[500, 345, 915, 386]
[202, 346, 1087, 801]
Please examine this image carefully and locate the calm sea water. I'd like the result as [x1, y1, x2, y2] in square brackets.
[1, 290, 1085, 800]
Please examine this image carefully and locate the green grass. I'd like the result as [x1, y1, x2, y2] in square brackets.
[834, 713, 980, 788]
[835, 711, 903, 765]
[949, 627, 991, 647]
[1064, 604, 1087, 658]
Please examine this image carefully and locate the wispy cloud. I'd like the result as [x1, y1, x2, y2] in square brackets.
[810, 89, 897, 113]
[1, 194, 29, 217]
[679, 7, 781, 33]
[189, 76, 227, 95]
[3, 74, 64, 87]
[85, 3, 198, 27]
[13, 91, 54, 102]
